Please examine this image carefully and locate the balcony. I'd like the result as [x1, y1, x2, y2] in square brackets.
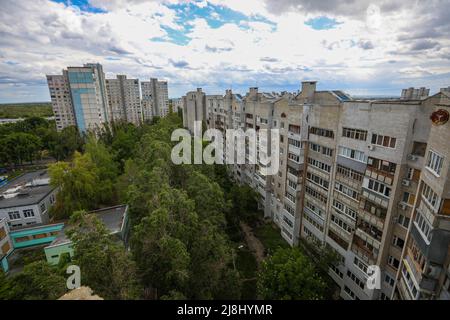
[351, 235, 378, 265]
[287, 131, 301, 141]
[287, 171, 299, 183]
[288, 144, 303, 157]
[365, 167, 394, 186]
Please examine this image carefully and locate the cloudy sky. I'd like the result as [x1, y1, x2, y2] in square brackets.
[0, 0, 449, 102]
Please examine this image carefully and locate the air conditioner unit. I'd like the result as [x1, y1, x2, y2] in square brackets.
[402, 179, 411, 187]
[368, 145, 375, 151]
[407, 154, 418, 161]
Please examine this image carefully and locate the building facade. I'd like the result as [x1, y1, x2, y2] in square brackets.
[105, 75, 142, 125]
[0, 170, 58, 229]
[182, 82, 450, 300]
[47, 63, 110, 132]
[141, 78, 169, 119]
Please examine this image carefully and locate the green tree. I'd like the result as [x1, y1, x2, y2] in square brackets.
[69, 211, 141, 299]
[0, 132, 42, 165]
[7, 261, 67, 300]
[49, 152, 99, 219]
[257, 247, 327, 300]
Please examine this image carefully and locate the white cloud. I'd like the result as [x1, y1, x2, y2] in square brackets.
[0, 0, 449, 102]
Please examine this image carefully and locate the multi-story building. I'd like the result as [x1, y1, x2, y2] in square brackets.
[172, 98, 184, 113]
[141, 78, 169, 119]
[46, 63, 110, 132]
[105, 75, 142, 125]
[0, 217, 13, 272]
[47, 71, 76, 131]
[0, 170, 58, 229]
[182, 82, 450, 300]
[182, 88, 206, 132]
[394, 89, 450, 300]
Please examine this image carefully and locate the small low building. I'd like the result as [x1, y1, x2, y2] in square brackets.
[0, 170, 58, 229]
[44, 205, 129, 265]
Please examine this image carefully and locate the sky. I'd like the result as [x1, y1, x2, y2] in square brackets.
[0, 0, 449, 102]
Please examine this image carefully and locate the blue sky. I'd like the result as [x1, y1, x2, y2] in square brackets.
[0, 0, 449, 102]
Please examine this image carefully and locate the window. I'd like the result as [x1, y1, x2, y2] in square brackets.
[305, 186, 328, 204]
[414, 211, 432, 243]
[384, 274, 395, 287]
[330, 265, 343, 279]
[338, 146, 367, 163]
[392, 235, 405, 249]
[362, 199, 387, 219]
[367, 157, 396, 175]
[347, 270, 365, 290]
[288, 124, 300, 134]
[303, 213, 324, 232]
[309, 142, 333, 157]
[335, 182, 359, 201]
[354, 257, 369, 274]
[287, 179, 297, 190]
[305, 200, 325, 218]
[285, 191, 296, 204]
[426, 150, 444, 176]
[331, 214, 353, 234]
[308, 158, 331, 173]
[8, 211, 20, 220]
[40, 202, 46, 213]
[344, 286, 358, 300]
[422, 182, 440, 210]
[284, 204, 295, 216]
[342, 127, 368, 141]
[398, 214, 410, 229]
[336, 164, 364, 182]
[332, 199, 357, 220]
[288, 138, 301, 148]
[310, 127, 334, 138]
[388, 256, 400, 270]
[371, 133, 397, 148]
[288, 153, 300, 163]
[307, 172, 329, 190]
[367, 179, 392, 198]
[23, 209, 35, 218]
[283, 216, 294, 228]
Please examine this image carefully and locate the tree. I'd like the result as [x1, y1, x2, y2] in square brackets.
[6, 261, 67, 300]
[46, 126, 84, 161]
[49, 152, 99, 219]
[257, 247, 327, 300]
[0, 132, 42, 165]
[69, 211, 141, 299]
[85, 137, 118, 205]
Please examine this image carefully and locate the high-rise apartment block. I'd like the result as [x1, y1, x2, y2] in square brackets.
[182, 82, 450, 300]
[105, 75, 142, 125]
[47, 64, 171, 131]
[141, 78, 169, 120]
[47, 63, 110, 132]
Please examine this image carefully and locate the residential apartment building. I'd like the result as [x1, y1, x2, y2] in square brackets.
[172, 98, 184, 113]
[182, 81, 450, 300]
[105, 75, 142, 125]
[394, 89, 450, 300]
[182, 88, 206, 132]
[46, 70, 76, 131]
[141, 78, 169, 119]
[46, 63, 110, 132]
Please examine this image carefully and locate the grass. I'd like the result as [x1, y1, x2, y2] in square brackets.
[0, 103, 52, 119]
[254, 222, 289, 255]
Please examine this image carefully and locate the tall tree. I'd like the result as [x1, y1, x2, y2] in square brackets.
[257, 247, 327, 300]
[69, 211, 141, 299]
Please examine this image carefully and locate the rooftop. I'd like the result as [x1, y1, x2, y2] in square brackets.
[47, 205, 128, 248]
[0, 170, 55, 209]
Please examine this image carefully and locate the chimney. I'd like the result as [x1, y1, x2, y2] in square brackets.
[301, 81, 317, 103]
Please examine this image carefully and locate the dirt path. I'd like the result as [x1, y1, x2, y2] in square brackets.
[240, 222, 265, 267]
